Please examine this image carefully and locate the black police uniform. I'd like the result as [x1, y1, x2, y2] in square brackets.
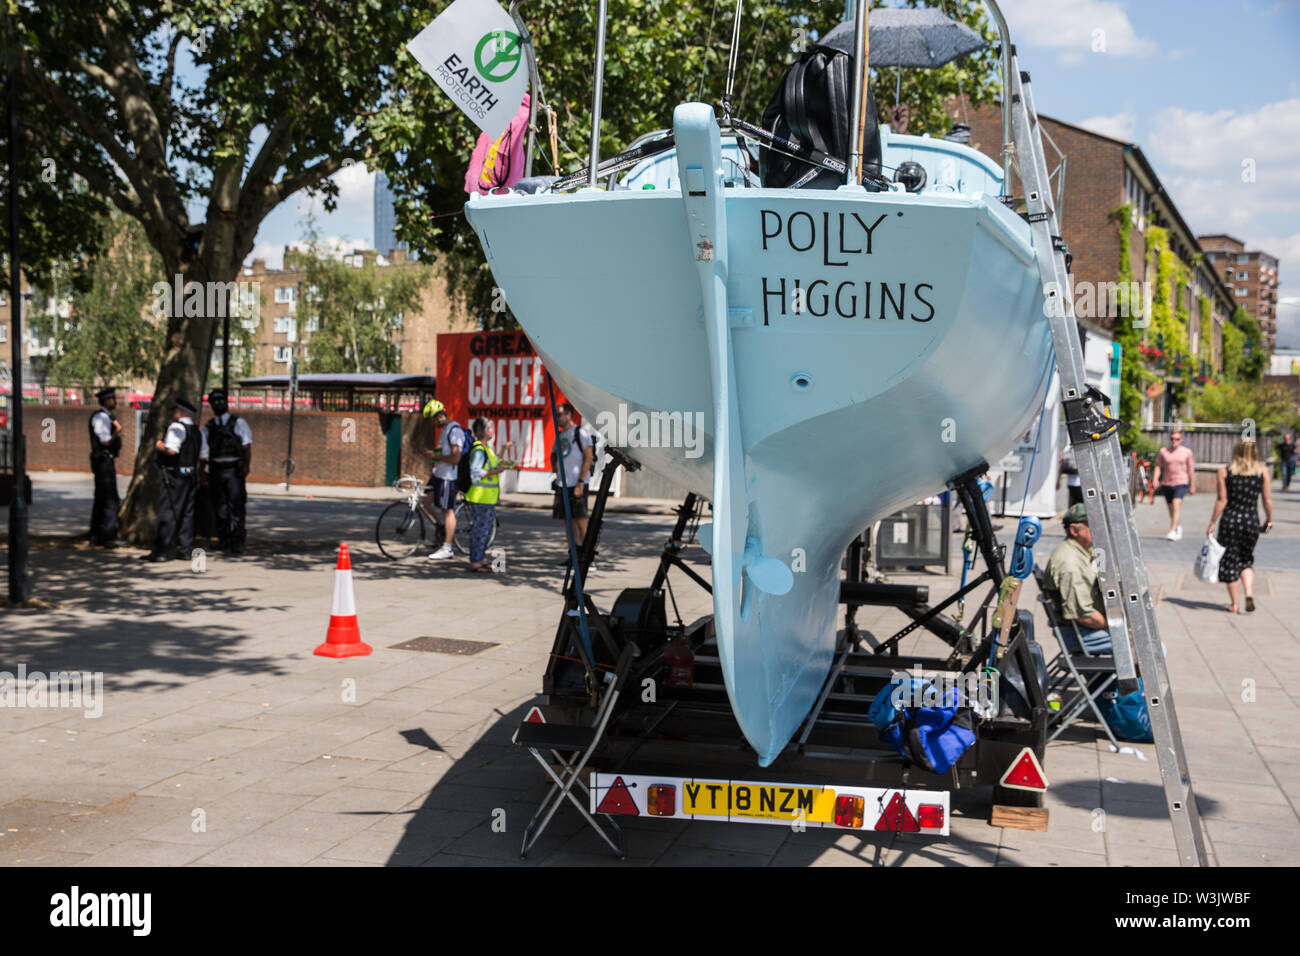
[151, 419, 202, 560]
[88, 400, 122, 545]
[206, 414, 248, 552]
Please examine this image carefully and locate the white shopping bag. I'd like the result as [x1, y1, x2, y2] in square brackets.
[1195, 535, 1224, 583]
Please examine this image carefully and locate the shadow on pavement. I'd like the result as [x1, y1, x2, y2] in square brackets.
[0, 553, 288, 692]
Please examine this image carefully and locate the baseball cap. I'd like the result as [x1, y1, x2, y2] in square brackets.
[1063, 503, 1089, 527]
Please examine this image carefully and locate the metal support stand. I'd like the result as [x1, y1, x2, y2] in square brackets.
[543, 445, 639, 699]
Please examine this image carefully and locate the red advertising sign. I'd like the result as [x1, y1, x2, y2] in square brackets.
[436, 330, 572, 471]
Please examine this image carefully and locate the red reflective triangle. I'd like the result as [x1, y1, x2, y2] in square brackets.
[999, 747, 1049, 791]
[874, 792, 920, 832]
[523, 706, 545, 724]
[596, 776, 639, 816]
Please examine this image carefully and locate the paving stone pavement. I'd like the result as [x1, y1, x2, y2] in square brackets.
[2, 479, 1298, 866]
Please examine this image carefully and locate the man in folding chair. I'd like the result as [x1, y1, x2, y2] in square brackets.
[512, 643, 640, 859]
[1034, 564, 1120, 749]
[1035, 505, 1120, 748]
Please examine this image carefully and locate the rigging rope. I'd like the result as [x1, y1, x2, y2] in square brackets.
[696, 0, 722, 101]
[724, 0, 745, 102]
[737, 7, 771, 115]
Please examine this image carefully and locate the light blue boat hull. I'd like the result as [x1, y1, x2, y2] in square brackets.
[466, 106, 1051, 765]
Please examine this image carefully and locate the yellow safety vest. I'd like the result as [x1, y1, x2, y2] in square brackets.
[464, 440, 500, 505]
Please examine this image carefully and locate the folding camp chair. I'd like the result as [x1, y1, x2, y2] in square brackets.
[513, 642, 640, 859]
[1032, 565, 1121, 750]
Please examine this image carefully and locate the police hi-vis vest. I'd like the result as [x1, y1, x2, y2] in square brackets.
[464, 440, 500, 505]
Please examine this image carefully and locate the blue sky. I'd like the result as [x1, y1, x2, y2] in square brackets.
[244, 0, 1300, 344]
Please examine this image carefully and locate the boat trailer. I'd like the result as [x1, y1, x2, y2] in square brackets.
[535, 449, 1051, 828]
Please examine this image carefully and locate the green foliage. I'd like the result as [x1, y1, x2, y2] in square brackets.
[1192, 381, 1297, 431]
[1110, 203, 1144, 446]
[1197, 295, 1213, 367]
[1228, 304, 1265, 381]
[1145, 225, 1189, 359]
[1127, 431, 1165, 464]
[297, 241, 434, 374]
[377, 0, 1002, 324]
[28, 212, 165, 387]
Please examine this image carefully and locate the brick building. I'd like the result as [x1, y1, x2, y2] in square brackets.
[225, 246, 457, 381]
[958, 103, 1239, 424]
[1196, 235, 1281, 351]
[0, 283, 76, 392]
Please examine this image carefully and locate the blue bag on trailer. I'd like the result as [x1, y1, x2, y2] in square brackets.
[1097, 678, 1153, 742]
[873, 679, 977, 774]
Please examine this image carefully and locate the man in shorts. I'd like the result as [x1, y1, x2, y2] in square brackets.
[1152, 429, 1195, 540]
[421, 399, 467, 560]
[551, 402, 595, 545]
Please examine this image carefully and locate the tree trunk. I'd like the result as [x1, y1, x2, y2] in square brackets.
[117, 259, 225, 545]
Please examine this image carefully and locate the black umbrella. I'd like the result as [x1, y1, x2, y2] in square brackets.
[820, 9, 987, 67]
[821, 9, 987, 109]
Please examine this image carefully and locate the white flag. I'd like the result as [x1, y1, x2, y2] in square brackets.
[408, 0, 529, 140]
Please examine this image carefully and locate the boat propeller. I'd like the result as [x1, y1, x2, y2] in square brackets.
[696, 523, 795, 596]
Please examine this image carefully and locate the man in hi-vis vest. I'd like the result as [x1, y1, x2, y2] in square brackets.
[464, 418, 510, 572]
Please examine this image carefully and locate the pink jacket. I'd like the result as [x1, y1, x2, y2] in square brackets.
[464, 94, 530, 195]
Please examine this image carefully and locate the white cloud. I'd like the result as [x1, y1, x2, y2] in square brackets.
[999, 0, 1159, 64]
[1141, 99, 1300, 321]
[244, 240, 284, 271]
[1145, 99, 1300, 175]
[1078, 110, 1136, 141]
[287, 160, 376, 226]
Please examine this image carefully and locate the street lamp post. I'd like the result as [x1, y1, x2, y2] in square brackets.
[283, 279, 303, 489]
[7, 60, 30, 603]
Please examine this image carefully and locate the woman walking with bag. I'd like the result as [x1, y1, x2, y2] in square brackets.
[1207, 440, 1273, 613]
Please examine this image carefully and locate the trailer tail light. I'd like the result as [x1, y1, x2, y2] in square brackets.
[833, 795, 864, 828]
[917, 804, 945, 830]
[646, 784, 676, 816]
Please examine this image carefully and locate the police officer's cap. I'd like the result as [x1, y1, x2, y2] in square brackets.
[94, 386, 117, 401]
[208, 387, 228, 402]
[174, 397, 198, 415]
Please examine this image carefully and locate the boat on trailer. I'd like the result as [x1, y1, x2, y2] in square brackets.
[464, 0, 1053, 766]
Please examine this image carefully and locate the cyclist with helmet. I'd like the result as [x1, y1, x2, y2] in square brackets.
[420, 399, 468, 560]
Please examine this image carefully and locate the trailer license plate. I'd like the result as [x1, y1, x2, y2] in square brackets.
[682, 781, 836, 822]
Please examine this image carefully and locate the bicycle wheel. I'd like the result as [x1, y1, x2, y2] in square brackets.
[376, 502, 425, 559]
[453, 501, 499, 556]
[452, 501, 473, 555]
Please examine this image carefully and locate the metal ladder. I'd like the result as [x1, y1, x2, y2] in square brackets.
[1007, 55, 1208, 865]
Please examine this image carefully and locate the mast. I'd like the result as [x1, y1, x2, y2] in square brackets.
[847, 0, 869, 184]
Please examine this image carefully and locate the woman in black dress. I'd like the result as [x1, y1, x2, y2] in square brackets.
[1207, 440, 1274, 613]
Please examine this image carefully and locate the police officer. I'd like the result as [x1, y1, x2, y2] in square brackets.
[144, 398, 208, 563]
[205, 388, 253, 554]
[88, 386, 125, 547]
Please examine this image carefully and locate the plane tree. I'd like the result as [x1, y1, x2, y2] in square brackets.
[10, 0, 443, 539]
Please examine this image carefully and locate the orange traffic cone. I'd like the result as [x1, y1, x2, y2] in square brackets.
[314, 543, 373, 657]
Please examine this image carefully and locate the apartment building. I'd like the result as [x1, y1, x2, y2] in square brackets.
[1196, 234, 1281, 351]
[959, 103, 1239, 424]
[225, 246, 456, 380]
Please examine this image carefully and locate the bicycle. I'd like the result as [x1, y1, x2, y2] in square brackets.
[375, 475, 498, 560]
